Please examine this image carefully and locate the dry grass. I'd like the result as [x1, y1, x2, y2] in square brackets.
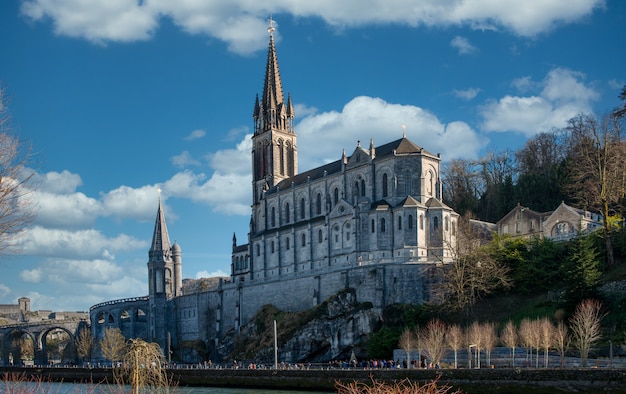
[335, 376, 464, 394]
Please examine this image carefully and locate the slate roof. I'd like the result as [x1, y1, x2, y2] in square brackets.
[268, 136, 435, 194]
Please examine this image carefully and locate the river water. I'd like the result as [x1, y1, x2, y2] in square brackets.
[2, 382, 334, 394]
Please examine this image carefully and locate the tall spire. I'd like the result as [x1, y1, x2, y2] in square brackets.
[149, 192, 171, 258]
[255, 17, 293, 135]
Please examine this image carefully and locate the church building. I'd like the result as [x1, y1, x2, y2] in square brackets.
[231, 23, 459, 282]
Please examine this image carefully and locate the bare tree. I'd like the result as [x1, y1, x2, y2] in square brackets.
[519, 318, 540, 367]
[75, 326, 93, 363]
[538, 318, 554, 368]
[0, 84, 35, 256]
[420, 319, 448, 368]
[446, 324, 464, 369]
[554, 321, 570, 368]
[100, 327, 126, 364]
[482, 322, 498, 367]
[398, 328, 416, 368]
[564, 113, 625, 266]
[467, 321, 483, 368]
[442, 158, 481, 216]
[501, 320, 518, 367]
[569, 299, 605, 367]
[439, 215, 511, 313]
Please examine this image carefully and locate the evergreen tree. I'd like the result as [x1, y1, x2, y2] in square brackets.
[564, 235, 602, 302]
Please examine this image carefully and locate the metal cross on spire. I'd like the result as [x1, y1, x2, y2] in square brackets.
[268, 16, 276, 36]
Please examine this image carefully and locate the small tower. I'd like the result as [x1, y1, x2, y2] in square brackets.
[147, 194, 180, 350]
[251, 18, 297, 206]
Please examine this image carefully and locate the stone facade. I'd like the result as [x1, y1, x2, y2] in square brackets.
[497, 202, 603, 241]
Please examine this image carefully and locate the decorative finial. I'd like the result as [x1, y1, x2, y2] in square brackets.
[157, 187, 162, 201]
[402, 124, 406, 138]
[268, 16, 276, 36]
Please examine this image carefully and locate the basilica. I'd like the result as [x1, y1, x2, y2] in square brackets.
[231, 25, 458, 283]
[90, 24, 459, 362]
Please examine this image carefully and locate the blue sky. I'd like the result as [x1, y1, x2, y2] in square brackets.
[0, 0, 624, 312]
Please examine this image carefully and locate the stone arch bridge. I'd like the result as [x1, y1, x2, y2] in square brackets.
[0, 319, 88, 366]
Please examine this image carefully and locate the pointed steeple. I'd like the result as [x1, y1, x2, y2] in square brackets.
[149, 195, 171, 260]
[255, 18, 293, 135]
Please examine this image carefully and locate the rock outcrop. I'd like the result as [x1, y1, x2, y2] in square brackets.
[219, 288, 382, 363]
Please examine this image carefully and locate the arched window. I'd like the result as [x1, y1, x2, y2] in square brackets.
[371, 219, 375, 233]
[419, 214, 424, 230]
[408, 214, 413, 229]
[271, 207, 276, 227]
[285, 202, 290, 223]
[301, 233, 306, 247]
[271, 241, 275, 253]
[300, 198, 305, 219]
[360, 179, 366, 196]
[286, 237, 290, 250]
[256, 244, 260, 256]
[316, 193, 322, 215]
[318, 229, 323, 243]
[380, 218, 386, 232]
[334, 187, 339, 205]
[445, 216, 449, 231]
[452, 222, 456, 236]
[278, 139, 285, 175]
[428, 171, 434, 196]
[398, 216, 402, 230]
[382, 173, 388, 197]
[434, 216, 439, 230]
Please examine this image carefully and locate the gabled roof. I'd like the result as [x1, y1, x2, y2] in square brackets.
[425, 197, 453, 210]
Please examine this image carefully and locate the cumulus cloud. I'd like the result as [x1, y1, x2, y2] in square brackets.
[33, 170, 83, 194]
[480, 68, 599, 136]
[18, 226, 146, 259]
[20, 0, 604, 54]
[296, 96, 485, 168]
[450, 36, 478, 55]
[101, 184, 162, 221]
[33, 190, 102, 229]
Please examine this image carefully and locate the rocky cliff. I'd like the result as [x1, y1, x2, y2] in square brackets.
[219, 288, 382, 363]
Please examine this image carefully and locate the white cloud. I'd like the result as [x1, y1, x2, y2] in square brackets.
[20, 0, 604, 54]
[33, 190, 102, 229]
[195, 269, 229, 279]
[18, 226, 146, 259]
[33, 170, 83, 194]
[296, 96, 485, 167]
[163, 170, 250, 215]
[101, 184, 161, 221]
[171, 151, 201, 168]
[480, 68, 599, 136]
[184, 129, 206, 141]
[450, 36, 477, 55]
[453, 88, 480, 100]
[20, 268, 44, 283]
[0, 283, 11, 299]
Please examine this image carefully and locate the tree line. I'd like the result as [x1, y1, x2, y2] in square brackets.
[442, 94, 626, 267]
[397, 299, 604, 369]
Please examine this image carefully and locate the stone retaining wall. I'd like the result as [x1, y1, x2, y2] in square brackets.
[2, 366, 626, 393]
